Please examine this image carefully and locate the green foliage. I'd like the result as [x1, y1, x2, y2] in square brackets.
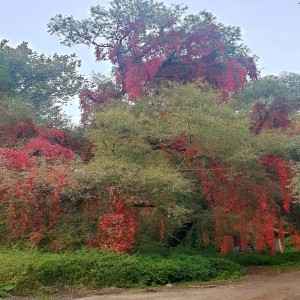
[79, 83, 300, 210]
[0, 284, 15, 298]
[0, 50, 16, 91]
[254, 129, 300, 159]
[238, 72, 300, 106]
[3, 246, 300, 297]
[226, 251, 300, 269]
[0, 40, 86, 125]
[0, 247, 242, 293]
[67, 83, 300, 251]
[0, 94, 37, 127]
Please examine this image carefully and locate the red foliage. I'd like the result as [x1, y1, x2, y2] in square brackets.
[0, 122, 76, 245]
[199, 155, 295, 253]
[86, 239, 100, 249]
[1, 166, 71, 243]
[79, 85, 119, 123]
[0, 149, 30, 171]
[97, 189, 137, 253]
[261, 155, 293, 213]
[24, 137, 75, 162]
[197, 162, 281, 253]
[0, 149, 73, 243]
[1, 119, 38, 147]
[251, 101, 291, 134]
[206, 60, 248, 100]
[39, 127, 74, 148]
[291, 231, 300, 250]
[160, 135, 294, 253]
[218, 235, 234, 254]
[91, 18, 257, 106]
[114, 25, 255, 101]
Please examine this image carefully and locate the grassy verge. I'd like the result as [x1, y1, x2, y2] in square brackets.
[0, 247, 242, 296]
[2, 246, 300, 298]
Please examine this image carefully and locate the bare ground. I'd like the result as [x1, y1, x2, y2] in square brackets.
[76, 270, 300, 300]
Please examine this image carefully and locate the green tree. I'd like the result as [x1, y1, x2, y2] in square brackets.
[0, 40, 87, 125]
[0, 51, 15, 91]
[74, 83, 300, 250]
[239, 72, 300, 105]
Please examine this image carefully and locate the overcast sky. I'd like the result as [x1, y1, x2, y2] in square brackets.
[1, 0, 300, 122]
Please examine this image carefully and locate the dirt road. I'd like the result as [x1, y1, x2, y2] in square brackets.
[75, 270, 300, 300]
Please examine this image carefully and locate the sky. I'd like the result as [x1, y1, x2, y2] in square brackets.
[1, 0, 300, 122]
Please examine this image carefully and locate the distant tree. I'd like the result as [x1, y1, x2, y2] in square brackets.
[238, 72, 300, 134]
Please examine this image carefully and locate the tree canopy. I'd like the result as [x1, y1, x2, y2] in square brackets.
[0, 40, 86, 125]
[48, 0, 258, 121]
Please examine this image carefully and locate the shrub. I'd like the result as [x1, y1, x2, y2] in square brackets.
[226, 251, 300, 266]
[0, 247, 243, 293]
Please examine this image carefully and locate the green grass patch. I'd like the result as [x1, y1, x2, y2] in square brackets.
[226, 250, 300, 267]
[2, 245, 300, 297]
[0, 246, 242, 295]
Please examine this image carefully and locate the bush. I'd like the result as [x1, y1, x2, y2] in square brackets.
[0, 247, 243, 293]
[226, 251, 300, 267]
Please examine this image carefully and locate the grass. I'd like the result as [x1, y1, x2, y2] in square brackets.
[1, 245, 300, 298]
[225, 250, 300, 272]
[0, 246, 242, 296]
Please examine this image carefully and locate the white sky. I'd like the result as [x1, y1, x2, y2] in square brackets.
[1, 0, 300, 122]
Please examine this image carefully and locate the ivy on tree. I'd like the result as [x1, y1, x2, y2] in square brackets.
[48, 0, 258, 121]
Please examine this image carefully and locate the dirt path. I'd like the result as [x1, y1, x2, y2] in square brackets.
[75, 270, 300, 300]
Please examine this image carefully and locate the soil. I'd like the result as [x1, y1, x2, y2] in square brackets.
[6, 268, 300, 300]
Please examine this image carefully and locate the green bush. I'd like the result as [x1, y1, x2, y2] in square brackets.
[0, 247, 243, 293]
[226, 251, 300, 267]
[2, 245, 300, 296]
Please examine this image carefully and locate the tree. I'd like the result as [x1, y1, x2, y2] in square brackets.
[48, 0, 258, 120]
[238, 72, 300, 134]
[74, 83, 300, 252]
[0, 40, 87, 125]
[0, 50, 16, 92]
[1, 83, 299, 252]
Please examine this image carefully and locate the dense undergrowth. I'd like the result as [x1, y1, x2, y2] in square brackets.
[1, 245, 300, 298]
[226, 251, 300, 269]
[0, 246, 241, 296]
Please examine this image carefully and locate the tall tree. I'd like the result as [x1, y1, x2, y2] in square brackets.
[48, 0, 258, 120]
